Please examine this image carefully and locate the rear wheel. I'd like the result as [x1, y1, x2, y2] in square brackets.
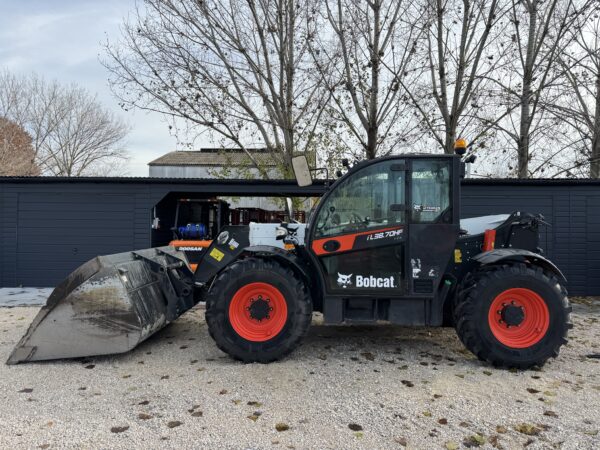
[455, 263, 571, 369]
[205, 258, 312, 363]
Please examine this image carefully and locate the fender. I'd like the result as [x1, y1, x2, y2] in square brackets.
[193, 234, 320, 292]
[242, 245, 323, 311]
[242, 245, 316, 287]
[199, 244, 323, 310]
[472, 248, 566, 283]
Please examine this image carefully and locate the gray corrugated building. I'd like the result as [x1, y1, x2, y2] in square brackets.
[1, 176, 599, 295]
[148, 148, 278, 178]
[148, 148, 288, 211]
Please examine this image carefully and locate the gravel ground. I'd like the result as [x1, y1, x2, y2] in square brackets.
[0, 299, 599, 449]
[0, 288, 53, 307]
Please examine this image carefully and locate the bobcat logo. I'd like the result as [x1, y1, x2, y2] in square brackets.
[337, 273, 353, 288]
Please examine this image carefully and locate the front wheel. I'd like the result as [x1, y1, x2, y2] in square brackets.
[205, 258, 312, 363]
[455, 263, 571, 369]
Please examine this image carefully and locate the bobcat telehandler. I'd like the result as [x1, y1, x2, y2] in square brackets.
[8, 149, 571, 369]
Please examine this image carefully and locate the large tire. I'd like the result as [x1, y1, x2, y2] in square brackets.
[455, 263, 571, 369]
[205, 257, 312, 363]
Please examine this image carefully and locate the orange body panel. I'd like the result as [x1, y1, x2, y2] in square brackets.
[169, 240, 212, 248]
[311, 226, 402, 256]
[169, 240, 213, 273]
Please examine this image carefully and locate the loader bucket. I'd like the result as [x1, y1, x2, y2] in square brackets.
[7, 246, 196, 364]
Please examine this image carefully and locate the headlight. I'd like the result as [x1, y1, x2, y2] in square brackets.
[217, 230, 229, 244]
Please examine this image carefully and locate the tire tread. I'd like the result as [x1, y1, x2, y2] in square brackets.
[454, 263, 571, 369]
[205, 257, 312, 363]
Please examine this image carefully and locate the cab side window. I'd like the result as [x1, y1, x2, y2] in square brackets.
[411, 160, 451, 223]
[314, 161, 405, 238]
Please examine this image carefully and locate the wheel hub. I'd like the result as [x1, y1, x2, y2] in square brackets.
[247, 296, 272, 322]
[499, 303, 525, 327]
[488, 288, 550, 349]
[228, 282, 288, 342]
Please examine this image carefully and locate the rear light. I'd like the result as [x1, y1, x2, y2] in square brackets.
[483, 229, 496, 252]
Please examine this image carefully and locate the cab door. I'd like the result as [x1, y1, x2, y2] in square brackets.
[407, 158, 460, 296]
[308, 159, 407, 295]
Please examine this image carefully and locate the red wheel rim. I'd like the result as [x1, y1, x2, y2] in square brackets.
[488, 288, 550, 348]
[228, 282, 288, 342]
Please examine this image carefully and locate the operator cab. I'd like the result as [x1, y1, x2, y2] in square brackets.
[294, 154, 461, 324]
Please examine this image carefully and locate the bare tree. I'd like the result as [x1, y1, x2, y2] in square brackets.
[492, 0, 594, 178]
[407, 0, 507, 155]
[39, 89, 130, 176]
[0, 117, 40, 176]
[546, 12, 600, 178]
[104, 0, 325, 177]
[309, 0, 424, 160]
[0, 71, 130, 176]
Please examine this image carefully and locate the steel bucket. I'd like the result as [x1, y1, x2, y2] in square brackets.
[7, 247, 195, 364]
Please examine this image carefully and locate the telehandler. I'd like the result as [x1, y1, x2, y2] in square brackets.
[8, 149, 571, 369]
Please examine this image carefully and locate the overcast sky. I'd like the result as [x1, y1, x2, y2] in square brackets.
[0, 0, 180, 176]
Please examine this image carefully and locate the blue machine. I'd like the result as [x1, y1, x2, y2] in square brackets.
[177, 223, 207, 239]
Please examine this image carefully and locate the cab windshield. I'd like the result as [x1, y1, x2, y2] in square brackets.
[314, 161, 404, 238]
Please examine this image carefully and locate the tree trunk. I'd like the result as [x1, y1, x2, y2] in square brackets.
[591, 73, 600, 179]
[517, 1, 537, 178]
[283, 0, 296, 168]
[444, 115, 457, 154]
[366, 0, 381, 160]
[366, 126, 378, 159]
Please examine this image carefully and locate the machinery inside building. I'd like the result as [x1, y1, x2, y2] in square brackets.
[151, 194, 309, 248]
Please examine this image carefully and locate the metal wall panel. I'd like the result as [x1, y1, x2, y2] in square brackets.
[0, 192, 18, 287]
[0, 177, 599, 295]
[15, 193, 135, 287]
[585, 195, 600, 295]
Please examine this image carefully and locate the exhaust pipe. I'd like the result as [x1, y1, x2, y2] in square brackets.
[7, 247, 196, 364]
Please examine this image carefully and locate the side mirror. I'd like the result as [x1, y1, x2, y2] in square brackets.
[286, 197, 294, 222]
[275, 226, 288, 240]
[292, 155, 312, 187]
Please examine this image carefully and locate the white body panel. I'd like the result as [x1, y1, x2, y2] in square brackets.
[248, 222, 307, 248]
[460, 214, 510, 236]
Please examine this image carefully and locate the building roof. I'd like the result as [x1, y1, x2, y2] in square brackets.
[2, 176, 600, 186]
[148, 149, 278, 167]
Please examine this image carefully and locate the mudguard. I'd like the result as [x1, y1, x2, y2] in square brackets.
[193, 226, 317, 287]
[242, 245, 315, 284]
[472, 248, 566, 283]
[193, 237, 321, 307]
[233, 245, 321, 311]
[196, 241, 314, 286]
